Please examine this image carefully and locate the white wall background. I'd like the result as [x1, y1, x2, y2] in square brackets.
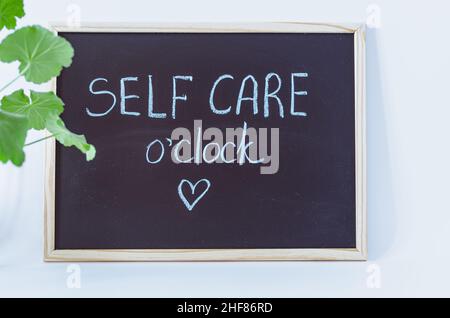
[0, 0, 449, 297]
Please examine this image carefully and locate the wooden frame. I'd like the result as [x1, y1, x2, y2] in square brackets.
[44, 23, 366, 262]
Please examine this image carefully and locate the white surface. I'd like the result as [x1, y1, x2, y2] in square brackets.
[1, 0, 449, 297]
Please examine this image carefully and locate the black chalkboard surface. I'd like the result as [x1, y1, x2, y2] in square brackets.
[45, 24, 366, 261]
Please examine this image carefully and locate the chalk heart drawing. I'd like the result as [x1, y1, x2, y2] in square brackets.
[177, 178, 211, 211]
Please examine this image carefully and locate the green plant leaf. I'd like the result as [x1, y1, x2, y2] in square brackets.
[0, 110, 28, 166]
[1, 89, 64, 130]
[0, 25, 74, 84]
[0, 0, 25, 31]
[46, 115, 96, 161]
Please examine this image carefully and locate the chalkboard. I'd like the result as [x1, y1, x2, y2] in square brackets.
[44, 23, 366, 261]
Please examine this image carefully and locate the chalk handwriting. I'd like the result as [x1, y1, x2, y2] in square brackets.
[144, 120, 279, 175]
[177, 178, 211, 211]
[85, 73, 309, 119]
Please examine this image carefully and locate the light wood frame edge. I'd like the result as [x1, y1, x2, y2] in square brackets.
[44, 22, 367, 262]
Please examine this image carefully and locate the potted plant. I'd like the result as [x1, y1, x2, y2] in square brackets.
[0, 0, 94, 167]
